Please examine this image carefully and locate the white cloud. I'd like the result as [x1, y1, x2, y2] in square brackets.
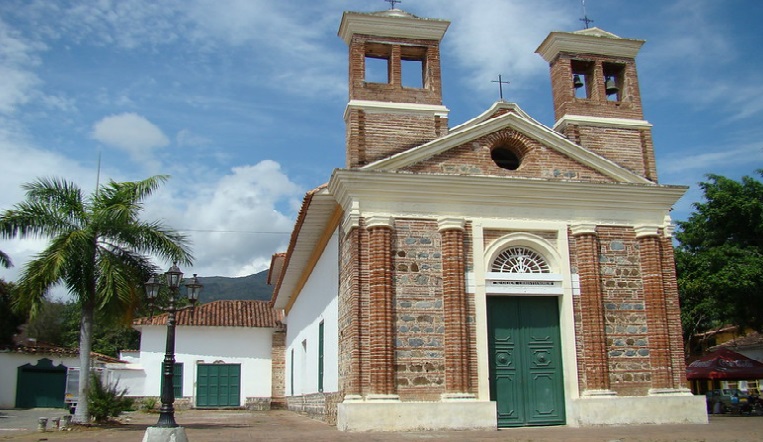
[141, 160, 303, 278]
[91, 113, 170, 161]
[0, 127, 96, 299]
[176, 128, 210, 147]
[0, 18, 43, 115]
[418, 0, 572, 95]
[661, 143, 763, 176]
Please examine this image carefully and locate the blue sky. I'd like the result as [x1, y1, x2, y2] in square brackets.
[1, 0, 761, 287]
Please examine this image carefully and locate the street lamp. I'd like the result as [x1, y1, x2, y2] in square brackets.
[144, 262, 202, 430]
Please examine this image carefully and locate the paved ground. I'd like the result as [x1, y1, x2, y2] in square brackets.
[1, 408, 763, 441]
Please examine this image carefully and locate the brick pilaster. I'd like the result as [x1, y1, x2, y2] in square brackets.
[367, 216, 396, 396]
[635, 226, 671, 390]
[571, 224, 611, 392]
[661, 232, 687, 389]
[270, 328, 286, 409]
[438, 218, 470, 394]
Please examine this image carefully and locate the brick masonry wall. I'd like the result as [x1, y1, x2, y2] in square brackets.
[393, 219, 447, 401]
[597, 226, 651, 396]
[347, 110, 446, 168]
[661, 234, 689, 388]
[271, 328, 287, 409]
[403, 128, 616, 183]
[574, 231, 610, 391]
[573, 125, 653, 179]
[549, 54, 644, 121]
[338, 221, 373, 398]
[348, 35, 443, 104]
[548, 53, 658, 182]
[567, 233, 589, 392]
[639, 234, 671, 389]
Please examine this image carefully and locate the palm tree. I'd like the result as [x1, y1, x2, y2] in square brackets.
[0, 175, 192, 423]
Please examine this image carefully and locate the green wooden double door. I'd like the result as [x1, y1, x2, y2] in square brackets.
[488, 296, 565, 427]
[196, 364, 240, 407]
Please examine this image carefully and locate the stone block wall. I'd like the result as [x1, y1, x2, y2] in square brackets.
[597, 226, 651, 395]
[245, 397, 272, 411]
[287, 392, 342, 425]
[393, 219, 446, 401]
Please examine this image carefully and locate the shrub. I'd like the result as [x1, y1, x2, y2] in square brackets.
[87, 373, 134, 423]
[140, 396, 158, 412]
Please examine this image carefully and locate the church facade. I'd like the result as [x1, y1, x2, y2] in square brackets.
[269, 8, 707, 430]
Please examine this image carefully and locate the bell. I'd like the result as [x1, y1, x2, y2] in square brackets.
[573, 74, 584, 89]
[605, 77, 619, 96]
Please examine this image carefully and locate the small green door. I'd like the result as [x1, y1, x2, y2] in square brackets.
[15, 358, 67, 408]
[196, 364, 240, 407]
[488, 296, 565, 427]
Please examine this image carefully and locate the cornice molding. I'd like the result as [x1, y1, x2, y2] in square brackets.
[634, 224, 661, 239]
[553, 114, 652, 132]
[437, 217, 465, 232]
[365, 215, 394, 229]
[329, 170, 686, 227]
[344, 100, 450, 121]
[570, 223, 598, 236]
[338, 11, 450, 45]
[536, 29, 645, 62]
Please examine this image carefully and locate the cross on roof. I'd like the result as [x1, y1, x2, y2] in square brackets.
[580, 15, 594, 29]
[385, 0, 402, 9]
[492, 74, 510, 101]
[579, 0, 594, 29]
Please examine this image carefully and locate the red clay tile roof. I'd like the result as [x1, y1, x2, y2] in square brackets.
[133, 300, 282, 328]
[0, 344, 125, 363]
[271, 184, 329, 308]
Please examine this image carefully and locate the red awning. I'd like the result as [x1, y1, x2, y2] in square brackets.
[686, 348, 763, 380]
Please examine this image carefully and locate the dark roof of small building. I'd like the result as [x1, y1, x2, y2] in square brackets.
[0, 343, 125, 364]
[711, 331, 763, 352]
[133, 300, 282, 328]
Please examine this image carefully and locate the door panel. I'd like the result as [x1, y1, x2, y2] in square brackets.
[196, 364, 241, 407]
[488, 296, 565, 427]
[15, 358, 67, 408]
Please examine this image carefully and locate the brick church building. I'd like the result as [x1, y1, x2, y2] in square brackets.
[268, 7, 707, 430]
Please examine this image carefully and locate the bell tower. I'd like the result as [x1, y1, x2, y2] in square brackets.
[536, 28, 658, 182]
[338, 9, 450, 168]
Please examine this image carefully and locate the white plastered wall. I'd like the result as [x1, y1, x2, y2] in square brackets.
[0, 353, 80, 408]
[139, 325, 275, 404]
[284, 230, 340, 397]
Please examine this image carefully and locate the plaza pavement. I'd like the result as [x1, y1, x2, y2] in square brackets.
[2, 408, 762, 441]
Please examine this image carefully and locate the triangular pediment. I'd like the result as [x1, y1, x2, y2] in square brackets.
[362, 102, 652, 185]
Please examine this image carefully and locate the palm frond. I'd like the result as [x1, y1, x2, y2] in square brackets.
[0, 250, 11, 268]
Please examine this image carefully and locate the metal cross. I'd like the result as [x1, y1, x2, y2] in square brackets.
[385, 0, 401, 9]
[579, 0, 594, 29]
[492, 74, 510, 101]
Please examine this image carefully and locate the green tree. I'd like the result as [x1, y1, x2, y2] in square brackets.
[0, 250, 23, 346]
[0, 279, 23, 346]
[675, 170, 763, 340]
[0, 176, 192, 423]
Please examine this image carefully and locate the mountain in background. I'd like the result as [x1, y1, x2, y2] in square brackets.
[197, 270, 273, 303]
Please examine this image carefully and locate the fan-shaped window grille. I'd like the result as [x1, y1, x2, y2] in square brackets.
[492, 247, 550, 273]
